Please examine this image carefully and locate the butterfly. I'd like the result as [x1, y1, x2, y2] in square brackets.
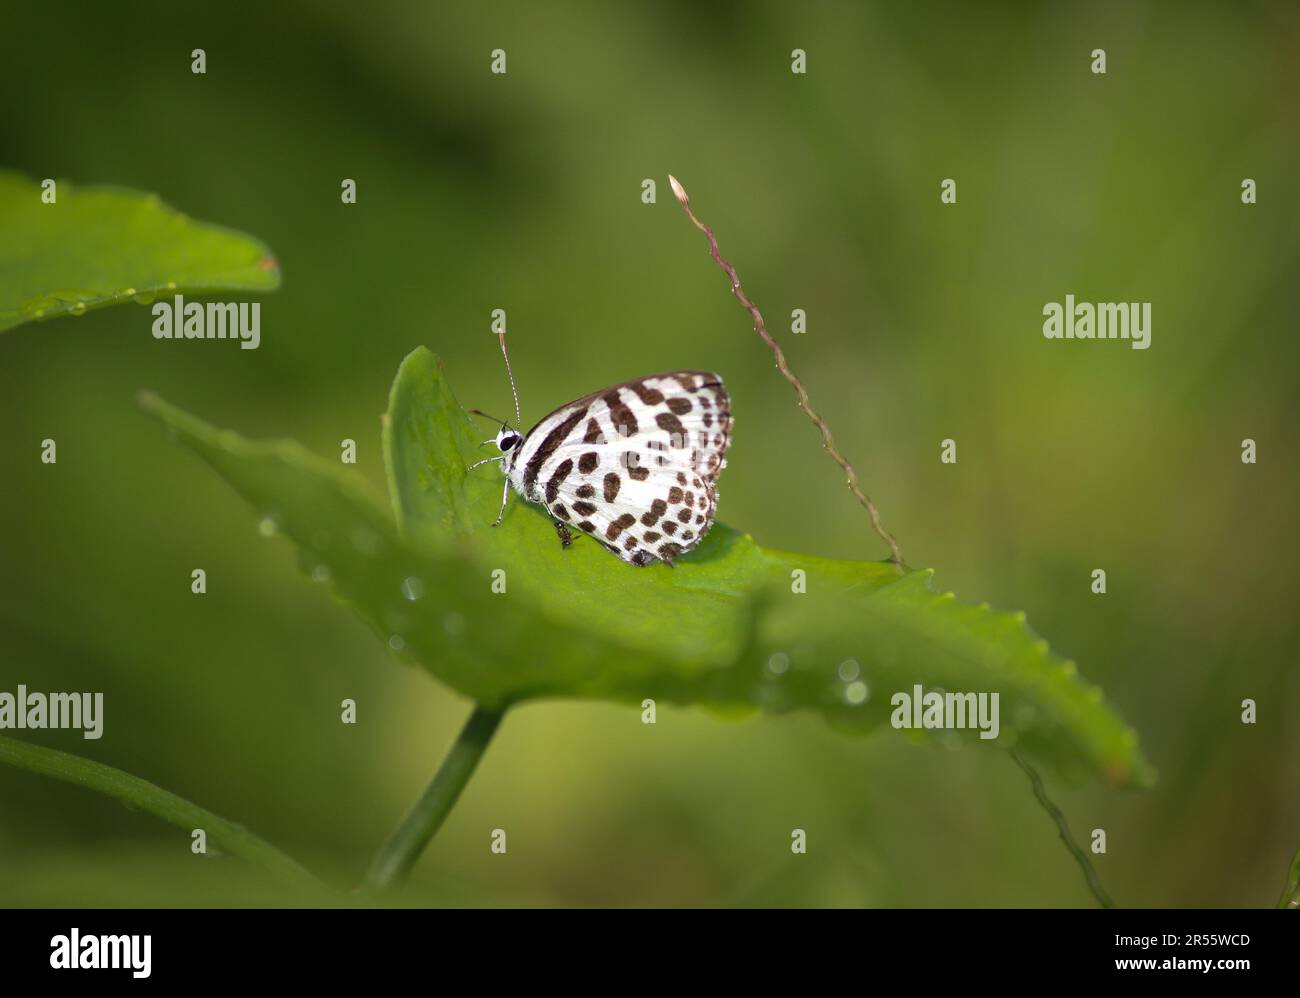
[467, 331, 732, 566]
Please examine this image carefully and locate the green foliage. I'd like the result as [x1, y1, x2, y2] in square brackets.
[3, 1, 1292, 907]
[1278, 844, 1300, 909]
[0, 171, 279, 333]
[139, 347, 1154, 787]
[0, 735, 319, 886]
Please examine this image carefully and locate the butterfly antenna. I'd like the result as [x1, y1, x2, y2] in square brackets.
[498, 329, 521, 431]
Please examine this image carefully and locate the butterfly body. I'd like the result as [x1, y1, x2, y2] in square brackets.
[485, 370, 732, 566]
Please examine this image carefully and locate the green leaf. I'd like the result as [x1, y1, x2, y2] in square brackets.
[0, 171, 280, 333]
[139, 349, 1155, 787]
[0, 735, 320, 886]
[1277, 842, 1300, 909]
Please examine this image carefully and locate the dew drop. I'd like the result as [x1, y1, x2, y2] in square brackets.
[844, 680, 869, 705]
[133, 291, 156, 305]
[766, 651, 790, 675]
[311, 564, 331, 583]
[257, 515, 280, 538]
[68, 301, 87, 315]
[837, 658, 861, 682]
[400, 576, 425, 602]
[388, 634, 406, 652]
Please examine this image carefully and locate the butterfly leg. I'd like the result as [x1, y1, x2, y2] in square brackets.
[535, 494, 572, 548]
[553, 519, 572, 548]
[491, 477, 510, 527]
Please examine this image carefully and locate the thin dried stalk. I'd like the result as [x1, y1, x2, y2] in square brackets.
[1012, 751, 1116, 908]
[668, 175, 905, 568]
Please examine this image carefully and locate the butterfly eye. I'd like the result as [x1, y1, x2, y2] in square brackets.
[499, 434, 519, 451]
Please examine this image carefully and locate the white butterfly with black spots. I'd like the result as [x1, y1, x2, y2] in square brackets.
[469, 333, 731, 566]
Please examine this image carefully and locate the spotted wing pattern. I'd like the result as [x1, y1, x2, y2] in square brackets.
[504, 371, 732, 565]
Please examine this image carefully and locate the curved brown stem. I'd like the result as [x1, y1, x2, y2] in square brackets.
[668, 175, 905, 569]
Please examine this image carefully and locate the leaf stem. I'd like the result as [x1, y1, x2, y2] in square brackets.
[1011, 750, 1115, 908]
[668, 174, 906, 569]
[1275, 840, 1300, 909]
[0, 734, 321, 887]
[363, 704, 505, 890]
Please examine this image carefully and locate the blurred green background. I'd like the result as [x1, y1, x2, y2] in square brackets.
[2, 0, 1297, 906]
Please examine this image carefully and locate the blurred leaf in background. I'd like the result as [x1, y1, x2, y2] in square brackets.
[0, 171, 279, 333]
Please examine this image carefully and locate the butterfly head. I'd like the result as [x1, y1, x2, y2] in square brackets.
[493, 425, 522, 454]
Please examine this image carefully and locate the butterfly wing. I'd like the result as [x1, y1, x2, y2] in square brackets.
[507, 371, 732, 565]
